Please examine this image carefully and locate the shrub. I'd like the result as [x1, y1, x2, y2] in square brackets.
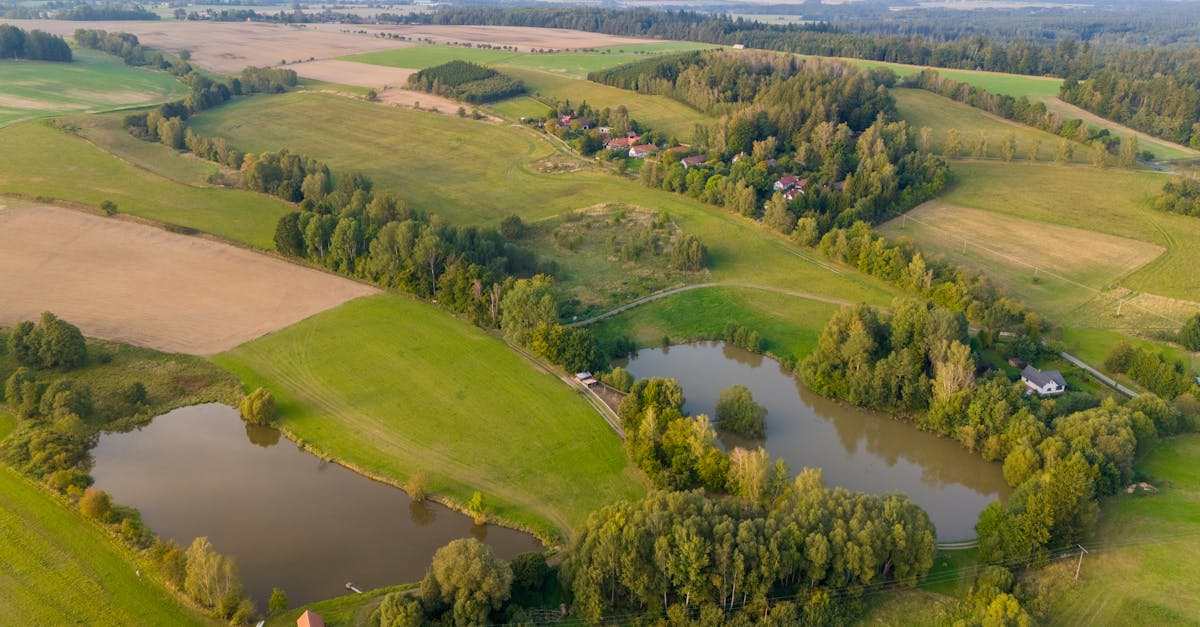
[238, 388, 275, 426]
[100, 199, 118, 216]
[79, 487, 112, 521]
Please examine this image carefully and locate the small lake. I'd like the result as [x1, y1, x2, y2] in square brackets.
[91, 404, 543, 606]
[620, 342, 1010, 541]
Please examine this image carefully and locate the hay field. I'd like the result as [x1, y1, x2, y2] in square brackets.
[881, 201, 1164, 321]
[0, 204, 375, 354]
[288, 60, 471, 116]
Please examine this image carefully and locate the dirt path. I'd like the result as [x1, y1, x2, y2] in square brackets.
[0, 204, 376, 354]
[568, 282, 854, 327]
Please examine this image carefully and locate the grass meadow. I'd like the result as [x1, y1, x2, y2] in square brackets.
[590, 286, 841, 364]
[0, 49, 186, 126]
[1042, 435, 1200, 624]
[212, 294, 645, 541]
[0, 466, 209, 625]
[894, 88, 1087, 163]
[188, 91, 897, 312]
[0, 120, 291, 249]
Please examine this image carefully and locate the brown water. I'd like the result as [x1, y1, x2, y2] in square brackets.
[620, 342, 1010, 541]
[90, 404, 543, 606]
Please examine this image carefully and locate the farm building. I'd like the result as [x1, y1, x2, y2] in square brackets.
[629, 143, 659, 158]
[681, 155, 708, 168]
[576, 372, 599, 387]
[1021, 366, 1067, 396]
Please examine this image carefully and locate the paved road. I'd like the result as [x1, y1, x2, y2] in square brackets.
[1059, 351, 1139, 398]
[568, 282, 854, 327]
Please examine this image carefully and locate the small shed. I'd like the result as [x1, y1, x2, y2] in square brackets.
[297, 610, 325, 627]
[1021, 365, 1066, 396]
[575, 372, 599, 387]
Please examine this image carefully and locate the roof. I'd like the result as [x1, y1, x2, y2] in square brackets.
[1021, 365, 1066, 389]
[777, 175, 800, 187]
[297, 611, 325, 627]
[606, 137, 634, 149]
[681, 155, 708, 167]
[630, 143, 659, 155]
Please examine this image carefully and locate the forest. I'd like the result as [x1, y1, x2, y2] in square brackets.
[0, 24, 72, 61]
[407, 60, 525, 104]
[592, 51, 947, 231]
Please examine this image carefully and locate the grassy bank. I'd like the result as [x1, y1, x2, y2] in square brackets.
[0, 466, 210, 625]
[212, 294, 644, 541]
[264, 585, 414, 627]
[0, 48, 186, 126]
[590, 285, 841, 364]
[0, 120, 291, 249]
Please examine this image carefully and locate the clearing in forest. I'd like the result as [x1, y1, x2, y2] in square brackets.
[0, 204, 375, 354]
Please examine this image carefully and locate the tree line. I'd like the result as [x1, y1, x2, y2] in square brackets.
[600, 51, 947, 231]
[0, 24, 71, 61]
[2, 315, 257, 622]
[407, 60, 526, 104]
[1153, 176, 1200, 217]
[55, 3, 159, 20]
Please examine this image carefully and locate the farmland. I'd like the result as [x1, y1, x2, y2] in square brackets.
[0, 467, 208, 625]
[342, 43, 712, 138]
[0, 48, 185, 126]
[212, 294, 644, 541]
[0, 120, 291, 248]
[0, 203, 375, 354]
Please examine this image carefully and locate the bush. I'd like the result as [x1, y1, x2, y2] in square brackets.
[100, 199, 118, 215]
[79, 487, 112, 521]
[238, 388, 275, 426]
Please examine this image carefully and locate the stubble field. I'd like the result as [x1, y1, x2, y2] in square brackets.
[0, 204, 376, 354]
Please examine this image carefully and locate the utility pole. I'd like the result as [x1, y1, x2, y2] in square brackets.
[1074, 544, 1089, 581]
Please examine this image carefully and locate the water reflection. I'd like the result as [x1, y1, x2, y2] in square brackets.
[620, 341, 1010, 540]
[91, 404, 543, 606]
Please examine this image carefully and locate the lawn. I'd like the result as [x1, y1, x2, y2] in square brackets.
[0, 466, 210, 625]
[212, 294, 645, 541]
[265, 585, 413, 627]
[0, 48, 186, 126]
[187, 92, 897, 310]
[893, 88, 1087, 163]
[0, 120, 292, 249]
[1042, 434, 1200, 625]
[589, 285, 841, 365]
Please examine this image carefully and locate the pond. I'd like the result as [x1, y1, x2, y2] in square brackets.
[90, 404, 543, 606]
[619, 342, 1010, 541]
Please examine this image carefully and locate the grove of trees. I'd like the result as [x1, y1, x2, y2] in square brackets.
[0, 25, 72, 61]
[408, 60, 525, 104]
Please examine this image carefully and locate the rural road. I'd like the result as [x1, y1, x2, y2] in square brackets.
[1059, 351, 1139, 398]
[568, 282, 854, 327]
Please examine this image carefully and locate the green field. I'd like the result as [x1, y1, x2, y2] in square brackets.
[0, 48, 186, 126]
[212, 294, 644, 541]
[797, 54, 1064, 101]
[0, 120, 291, 249]
[265, 585, 412, 627]
[0, 467, 208, 625]
[1043, 435, 1200, 624]
[894, 88, 1086, 163]
[187, 92, 896, 311]
[590, 286, 841, 364]
[487, 94, 551, 120]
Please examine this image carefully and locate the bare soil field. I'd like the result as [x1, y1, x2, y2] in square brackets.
[291, 59, 492, 117]
[2, 19, 657, 73]
[0, 204, 376, 354]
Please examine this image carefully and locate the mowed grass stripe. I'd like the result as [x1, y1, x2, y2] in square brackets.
[0, 467, 207, 625]
[213, 294, 643, 540]
[0, 121, 291, 249]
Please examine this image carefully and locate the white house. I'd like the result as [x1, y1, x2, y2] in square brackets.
[1021, 365, 1067, 396]
[629, 143, 659, 158]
